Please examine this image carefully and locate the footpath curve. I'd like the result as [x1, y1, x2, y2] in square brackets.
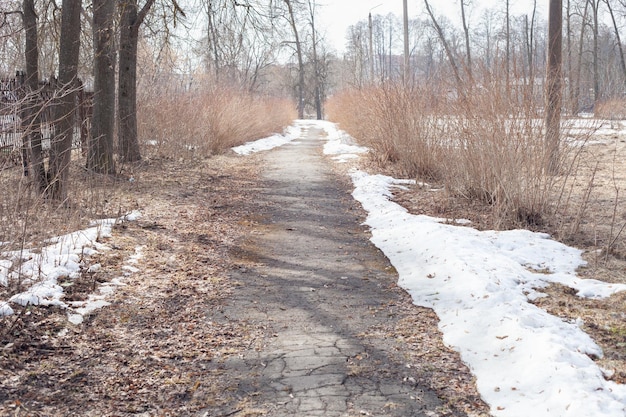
[216, 123, 454, 416]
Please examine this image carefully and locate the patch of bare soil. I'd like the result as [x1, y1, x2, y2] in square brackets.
[389, 133, 626, 393]
[0, 148, 491, 417]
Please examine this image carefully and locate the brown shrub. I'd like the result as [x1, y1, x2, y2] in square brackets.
[595, 98, 626, 120]
[327, 81, 589, 230]
[138, 86, 296, 158]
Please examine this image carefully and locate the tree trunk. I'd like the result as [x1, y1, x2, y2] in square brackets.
[460, 0, 472, 83]
[506, 0, 510, 95]
[308, 1, 322, 120]
[605, 0, 626, 92]
[206, 0, 220, 80]
[90, 0, 116, 174]
[285, 0, 304, 119]
[573, 1, 589, 114]
[545, 0, 563, 174]
[424, 0, 465, 99]
[566, 0, 573, 114]
[48, 0, 81, 202]
[21, 0, 46, 192]
[591, 0, 600, 102]
[118, 0, 154, 163]
[403, 0, 410, 84]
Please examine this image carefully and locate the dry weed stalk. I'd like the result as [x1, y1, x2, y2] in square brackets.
[327, 80, 598, 231]
[605, 141, 626, 261]
[138, 85, 296, 158]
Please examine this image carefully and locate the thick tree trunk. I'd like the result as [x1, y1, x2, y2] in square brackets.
[21, 0, 46, 192]
[545, 0, 563, 174]
[89, 0, 116, 174]
[48, 0, 81, 202]
[119, 0, 141, 162]
[118, 0, 155, 162]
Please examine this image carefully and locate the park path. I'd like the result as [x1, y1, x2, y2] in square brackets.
[217, 122, 446, 416]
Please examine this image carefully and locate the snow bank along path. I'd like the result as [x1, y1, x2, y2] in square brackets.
[235, 120, 626, 417]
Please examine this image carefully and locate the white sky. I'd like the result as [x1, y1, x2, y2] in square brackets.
[316, 0, 549, 53]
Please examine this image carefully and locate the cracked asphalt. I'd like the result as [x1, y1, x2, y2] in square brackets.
[218, 122, 447, 416]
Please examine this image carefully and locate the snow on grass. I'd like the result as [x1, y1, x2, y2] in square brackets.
[232, 123, 304, 155]
[314, 120, 626, 417]
[349, 171, 626, 417]
[67, 246, 144, 325]
[0, 211, 143, 320]
[317, 120, 369, 162]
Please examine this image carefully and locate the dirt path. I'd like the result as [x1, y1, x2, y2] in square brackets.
[217, 124, 475, 416]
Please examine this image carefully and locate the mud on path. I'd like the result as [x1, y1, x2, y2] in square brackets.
[0, 123, 490, 416]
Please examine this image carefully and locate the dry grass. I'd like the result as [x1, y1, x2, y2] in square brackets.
[137, 86, 296, 159]
[327, 81, 593, 230]
[326, 83, 449, 180]
[0, 84, 295, 300]
[595, 98, 626, 120]
[0, 159, 121, 249]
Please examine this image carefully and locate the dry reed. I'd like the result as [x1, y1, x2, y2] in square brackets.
[138, 86, 296, 158]
[327, 80, 592, 230]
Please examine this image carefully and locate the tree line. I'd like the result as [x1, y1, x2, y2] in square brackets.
[342, 0, 626, 113]
[0, 0, 332, 204]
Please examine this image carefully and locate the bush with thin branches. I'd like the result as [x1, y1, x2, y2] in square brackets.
[138, 85, 297, 158]
[327, 80, 588, 230]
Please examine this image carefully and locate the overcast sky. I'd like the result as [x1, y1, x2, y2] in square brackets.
[316, 0, 549, 53]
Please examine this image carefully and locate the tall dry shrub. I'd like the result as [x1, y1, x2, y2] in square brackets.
[328, 79, 588, 229]
[138, 85, 296, 158]
[327, 82, 449, 179]
[595, 98, 626, 120]
[446, 88, 555, 226]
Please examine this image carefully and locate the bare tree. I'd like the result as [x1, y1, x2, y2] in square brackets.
[604, 0, 626, 92]
[48, 0, 81, 201]
[506, 0, 510, 94]
[307, 0, 321, 119]
[545, 0, 563, 174]
[118, 0, 157, 163]
[424, 0, 464, 97]
[523, 1, 537, 97]
[589, 0, 601, 102]
[344, 22, 368, 88]
[460, 0, 472, 82]
[21, 0, 46, 191]
[573, 0, 589, 113]
[89, 0, 116, 174]
[203, 0, 276, 91]
[283, 0, 305, 118]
